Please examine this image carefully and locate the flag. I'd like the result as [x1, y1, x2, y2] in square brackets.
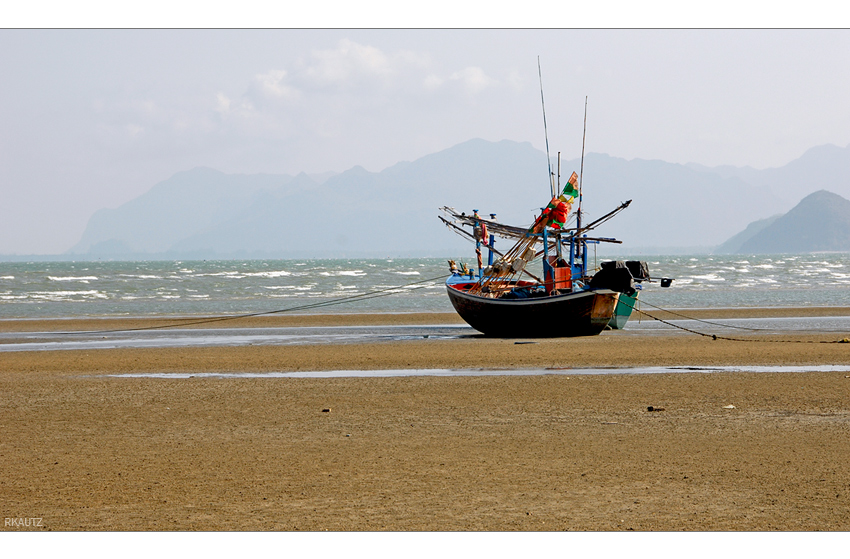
[549, 199, 572, 229]
[562, 171, 579, 201]
[535, 196, 572, 231]
[528, 171, 579, 233]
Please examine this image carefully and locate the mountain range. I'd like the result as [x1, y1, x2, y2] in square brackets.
[716, 190, 850, 254]
[61, 139, 850, 259]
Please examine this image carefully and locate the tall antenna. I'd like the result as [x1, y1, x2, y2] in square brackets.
[578, 96, 588, 232]
[538, 57, 555, 197]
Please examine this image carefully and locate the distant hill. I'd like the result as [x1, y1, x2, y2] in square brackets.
[714, 214, 782, 254]
[731, 190, 850, 254]
[62, 138, 850, 260]
[686, 143, 850, 207]
[67, 139, 553, 258]
[69, 168, 329, 255]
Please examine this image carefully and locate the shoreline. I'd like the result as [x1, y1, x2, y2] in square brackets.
[2, 305, 850, 333]
[3, 306, 850, 376]
[4, 330, 850, 378]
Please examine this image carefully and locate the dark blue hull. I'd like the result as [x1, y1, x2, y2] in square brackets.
[446, 281, 618, 338]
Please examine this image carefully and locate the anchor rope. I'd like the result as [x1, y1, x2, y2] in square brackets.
[619, 297, 850, 344]
[45, 273, 451, 335]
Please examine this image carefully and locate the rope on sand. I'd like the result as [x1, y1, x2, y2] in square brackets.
[620, 297, 850, 344]
[48, 274, 450, 335]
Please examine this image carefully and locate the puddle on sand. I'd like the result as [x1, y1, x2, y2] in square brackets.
[106, 364, 850, 379]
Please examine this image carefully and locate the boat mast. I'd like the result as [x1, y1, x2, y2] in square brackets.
[577, 96, 588, 272]
[556, 152, 563, 260]
[538, 57, 556, 198]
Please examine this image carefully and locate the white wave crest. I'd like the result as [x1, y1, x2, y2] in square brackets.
[244, 270, 292, 278]
[319, 270, 366, 277]
[48, 276, 98, 282]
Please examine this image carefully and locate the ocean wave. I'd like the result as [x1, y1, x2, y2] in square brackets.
[119, 274, 163, 279]
[193, 271, 246, 278]
[688, 274, 725, 281]
[28, 290, 109, 300]
[244, 270, 292, 278]
[319, 270, 367, 277]
[48, 276, 98, 282]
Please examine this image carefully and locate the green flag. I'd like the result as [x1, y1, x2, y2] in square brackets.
[562, 171, 579, 200]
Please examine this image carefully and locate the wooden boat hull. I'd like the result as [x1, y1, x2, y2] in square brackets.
[446, 283, 619, 338]
[609, 292, 637, 330]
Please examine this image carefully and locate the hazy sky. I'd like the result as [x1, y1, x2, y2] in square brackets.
[2, 29, 850, 254]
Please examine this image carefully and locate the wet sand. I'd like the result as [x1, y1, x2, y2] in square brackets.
[3, 305, 850, 333]
[2, 309, 850, 531]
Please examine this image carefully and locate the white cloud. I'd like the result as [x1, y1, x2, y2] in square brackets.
[90, 39, 511, 178]
[215, 92, 231, 113]
[125, 123, 144, 137]
[449, 66, 497, 95]
[304, 39, 392, 85]
[506, 69, 524, 91]
[423, 74, 443, 89]
[253, 69, 300, 100]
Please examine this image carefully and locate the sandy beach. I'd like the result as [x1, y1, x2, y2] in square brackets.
[2, 308, 850, 531]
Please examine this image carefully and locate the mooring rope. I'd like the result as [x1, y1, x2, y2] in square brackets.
[634, 298, 777, 332]
[47, 273, 450, 335]
[620, 296, 850, 344]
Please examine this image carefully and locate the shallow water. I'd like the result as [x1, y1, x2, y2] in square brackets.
[3, 315, 849, 352]
[0, 324, 472, 352]
[106, 364, 850, 379]
[2, 254, 850, 319]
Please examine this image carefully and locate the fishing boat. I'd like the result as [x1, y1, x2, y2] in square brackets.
[440, 197, 650, 337]
[439, 94, 654, 337]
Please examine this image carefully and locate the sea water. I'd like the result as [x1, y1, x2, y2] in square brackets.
[1, 254, 850, 319]
[105, 364, 850, 379]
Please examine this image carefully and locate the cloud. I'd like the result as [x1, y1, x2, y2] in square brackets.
[449, 66, 497, 95]
[215, 92, 231, 113]
[506, 69, 524, 91]
[125, 123, 144, 137]
[223, 40, 501, 124]
[304, 39, 392, 85]
[423, 74, 444, 90]
[87, 38, 512, 174]
[252, 69, 300, 100]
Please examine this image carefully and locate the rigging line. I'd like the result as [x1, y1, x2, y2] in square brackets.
[538, 56, 555, 197]
[46, 274, 450, 336]
[636, 296, 850, 334]
[635, 298, 774, 332]
[578, 96, 587, 232]
[616, 297, 849, 344]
